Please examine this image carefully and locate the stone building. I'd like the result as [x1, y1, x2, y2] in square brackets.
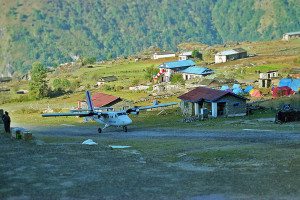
[178, 87, 247, 117]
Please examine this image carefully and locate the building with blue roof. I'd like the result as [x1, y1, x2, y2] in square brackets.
[157, 60, 213, 82]
[159, 60, 196, 69]
[282, 31, 300, 41]
[180, 66, 214, 80]
[215, 48, 247, 63]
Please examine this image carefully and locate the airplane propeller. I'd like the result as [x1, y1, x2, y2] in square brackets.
[126, 107, 140, 115]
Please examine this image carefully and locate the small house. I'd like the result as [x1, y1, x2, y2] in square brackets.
[215, 48, 247, 63]
[156, 60, 196, 82]
[152, 52, 176, 60]
[155, 60, 213, 82]
[179, 52, 193, 60]
[178, 87, 247, 117]
[78, 92, 122, 109]
[259, 70, 279, 79]
[180, 67, 214, 80]
[0, 77, 12, 83]
[97, 76, 117, 86]
[258, 70, 279, 88]
[282, 31, 300, 41]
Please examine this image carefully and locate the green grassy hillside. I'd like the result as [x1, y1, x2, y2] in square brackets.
[0, 0, 299, 74]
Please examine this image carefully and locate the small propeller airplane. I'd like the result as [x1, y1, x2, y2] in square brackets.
[42, 91, 177, 133]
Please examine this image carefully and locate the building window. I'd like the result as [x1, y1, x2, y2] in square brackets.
[233, 102, 240, 107]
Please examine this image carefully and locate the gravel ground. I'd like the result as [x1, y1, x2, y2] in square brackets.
[0, 124, 299, 199]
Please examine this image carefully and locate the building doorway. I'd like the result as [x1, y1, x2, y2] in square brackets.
[217, 102, 226, 116]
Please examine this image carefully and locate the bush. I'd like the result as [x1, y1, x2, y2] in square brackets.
[192, 50, 202, 60]
[103, 84, 114, 91]
[145, 65, 159, 81]
[82, 57, 96, 66]
[171, 73, 185, 85]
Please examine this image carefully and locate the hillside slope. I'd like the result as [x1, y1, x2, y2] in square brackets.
[0, 0, 299, 74]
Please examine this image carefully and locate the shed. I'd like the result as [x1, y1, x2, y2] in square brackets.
[215, 48, 247, 63]
[79, 92, 122, 108]
[282, 31, 300, 41]
[259, 70, 279, 79]
[152, 52, 176, 60]
[180, 66, 214, 80]
[97, 76, 118, 86]
[0, 77, 12, 83]
[178, 87, 247, 117]
[179, 52, 193, 60]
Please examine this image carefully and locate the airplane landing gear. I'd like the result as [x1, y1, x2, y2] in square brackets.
[98, 128, 102, 133]
[123, 126, 128, 132]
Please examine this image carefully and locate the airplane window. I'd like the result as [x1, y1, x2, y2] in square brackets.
[117, 113, 126, 116]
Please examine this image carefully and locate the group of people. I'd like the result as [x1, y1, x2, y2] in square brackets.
[2, 111, 11, 133]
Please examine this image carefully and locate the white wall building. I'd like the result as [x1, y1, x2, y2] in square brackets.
[152, 52, 176, 60]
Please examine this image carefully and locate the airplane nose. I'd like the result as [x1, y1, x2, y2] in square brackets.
[123, 118, 132, 125]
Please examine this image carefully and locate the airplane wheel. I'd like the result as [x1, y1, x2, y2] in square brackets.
[123, 126, 128, 132]
[98, 128, 102, 133]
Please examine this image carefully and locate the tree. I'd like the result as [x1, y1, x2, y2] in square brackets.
[144, 65, 159, 81]
[29, 62, 48, 99]
[52, 78, 71, 92]
[192, 50, 202, 60]
[82, 57, 96, 66]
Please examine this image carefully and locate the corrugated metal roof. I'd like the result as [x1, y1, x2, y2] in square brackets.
[92, 93, 121, 107]
[216, 49, 237, 56]
[233, 48, 247, 53]
[178, 87, 247, 102]
[216, 48, 246, 56]
[284, 31, 300, 35]
[159, 60, 195, 69]
[154, 52, 175, 55]
[180, 66, 214, 75]
[179, 51, 193, 56]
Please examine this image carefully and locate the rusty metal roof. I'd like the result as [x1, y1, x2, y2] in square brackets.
[92, 93, 121, 107]
[178, 87, 247, 102]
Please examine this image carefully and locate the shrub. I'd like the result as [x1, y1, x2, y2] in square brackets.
[171, 73, 185, 85]
[145, 65, 159, 81]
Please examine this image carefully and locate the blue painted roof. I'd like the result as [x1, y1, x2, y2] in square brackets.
[180, 66, 214, 75]
[159, 60, 195, 69]
[284, 31, 300, 35]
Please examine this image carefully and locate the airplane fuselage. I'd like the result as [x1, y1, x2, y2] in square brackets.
[93, 111, 132, 127]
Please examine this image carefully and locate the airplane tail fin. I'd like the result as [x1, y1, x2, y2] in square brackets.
[86, 91, 94, 112]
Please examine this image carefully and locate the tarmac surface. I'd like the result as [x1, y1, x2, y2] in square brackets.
[1, 124, 299, 199]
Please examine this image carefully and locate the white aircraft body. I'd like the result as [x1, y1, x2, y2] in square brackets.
[42, 91, 177, 133]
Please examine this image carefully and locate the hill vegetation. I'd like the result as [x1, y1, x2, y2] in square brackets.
[0, 0, 299, 74]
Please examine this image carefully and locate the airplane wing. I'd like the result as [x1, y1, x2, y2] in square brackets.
[42, 112, 93, 117]
[138, 102, 178, 111]
[126, 102, 178, 114]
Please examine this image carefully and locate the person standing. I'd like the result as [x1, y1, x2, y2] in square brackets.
[2, 111, 11, 133]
